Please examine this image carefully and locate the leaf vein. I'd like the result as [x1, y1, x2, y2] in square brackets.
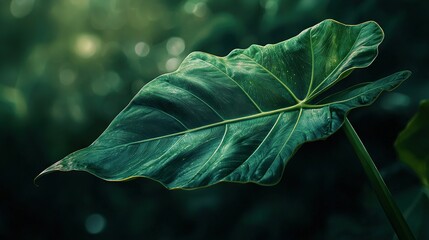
[305, 28, 315, 99]
[222, 113, 282, 181]
[261, 108, 303, 180]
[239, 53, 300, 103]
[308, 27, 364, 99]
[169, 83, 225, 120]
[195, 57, 264, 113]
[187, 124, 228, 185]
[140, 105, 189, 130]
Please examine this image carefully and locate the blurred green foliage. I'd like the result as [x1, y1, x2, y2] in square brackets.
[396, 100, 429, 187]
[399, 188, 429, 240]
[394, 100, 429, 239]
[1, 0, 428, 239]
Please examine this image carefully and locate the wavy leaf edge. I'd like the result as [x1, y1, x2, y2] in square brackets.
[36, 19, 411, 190]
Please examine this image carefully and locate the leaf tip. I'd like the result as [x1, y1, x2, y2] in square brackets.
[393, 70, 412, 86]
[401, 70, 412, 79]
[34, 160, 67, 185]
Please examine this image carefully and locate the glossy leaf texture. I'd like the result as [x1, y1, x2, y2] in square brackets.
[37, 19, 411, 189]
[395, 100, 429, 187]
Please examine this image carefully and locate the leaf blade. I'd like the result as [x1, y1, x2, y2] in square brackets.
[37, 20, 409, 189]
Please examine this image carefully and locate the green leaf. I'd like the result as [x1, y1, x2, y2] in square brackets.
[37, 19, 410, 189]
[395, 100, 429, 187]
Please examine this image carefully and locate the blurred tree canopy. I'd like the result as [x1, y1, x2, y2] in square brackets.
[1, 0, 428, 239]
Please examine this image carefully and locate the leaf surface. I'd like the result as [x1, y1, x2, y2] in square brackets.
[37, 19, 410, 189]
[395, 100, 429, 187]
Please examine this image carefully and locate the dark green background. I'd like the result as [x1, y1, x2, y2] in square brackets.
[1, 0, 428, 239]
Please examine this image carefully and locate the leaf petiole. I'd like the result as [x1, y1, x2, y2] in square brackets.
[343, 118, 415, 240]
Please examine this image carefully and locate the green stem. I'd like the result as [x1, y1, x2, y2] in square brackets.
[343, 118, 415, 240]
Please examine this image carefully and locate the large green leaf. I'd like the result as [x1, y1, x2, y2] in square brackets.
[395, 100, 429, 187]
[37, 19, 410, 189]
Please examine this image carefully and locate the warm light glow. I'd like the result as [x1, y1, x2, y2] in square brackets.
[74, 34, 100, 58]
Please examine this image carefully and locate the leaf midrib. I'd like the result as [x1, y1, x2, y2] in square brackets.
[101, 24, 370, 151]
[99, 103, 317, 150]
[112, 80, 386, 151]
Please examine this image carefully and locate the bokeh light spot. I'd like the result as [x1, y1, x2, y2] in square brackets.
[59, 69, 76, 86]
[91, 71, 122, 96]
[74, 34, 100, 58]
[0, 86, 27, 118]
[69, 0, 89, 8]
[260, 0, 279, 12]
[70, 104, 84, 123]
[184, 0, 209, 17]
[380, 92, 411, 111]
[192, 2, 208, 17]
[85, 213, 106, 234]
[10, 0, 35, 18]
[166, 37, 185, 56]
[183, 1, 195, 14]
[165, 58, 180, 72]
[105, 71, 121, 90]
[134, 42, 150, 57]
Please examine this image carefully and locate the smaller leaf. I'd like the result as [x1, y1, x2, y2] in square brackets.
[395, 100, 429, 186]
